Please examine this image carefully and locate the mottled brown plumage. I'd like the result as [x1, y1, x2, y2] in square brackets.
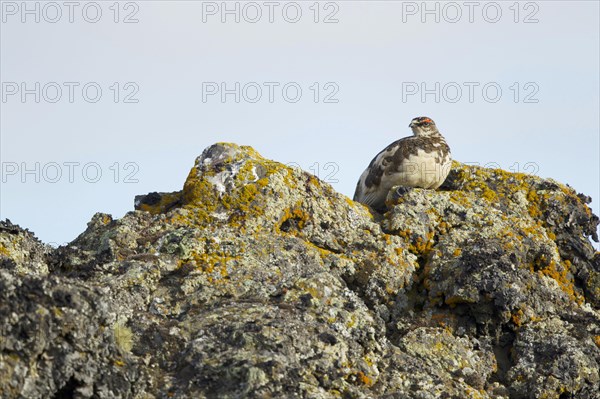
[354, 117, 452, 211]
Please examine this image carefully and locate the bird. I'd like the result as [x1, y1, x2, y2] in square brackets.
[353, 116, 452, 211]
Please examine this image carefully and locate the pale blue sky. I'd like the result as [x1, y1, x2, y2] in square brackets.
[1, 1, 599, 247]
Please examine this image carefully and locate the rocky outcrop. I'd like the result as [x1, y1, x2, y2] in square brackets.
[1, 142, 599, 399]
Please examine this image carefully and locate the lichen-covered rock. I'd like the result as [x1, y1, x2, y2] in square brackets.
[507, 318, 599, 398]
[0, 219, 50, 275]
[0, 269, 145, 398]
[1, 143, 599, 399]
[383, 163, 600, 398]
[384, 327, 498, 398]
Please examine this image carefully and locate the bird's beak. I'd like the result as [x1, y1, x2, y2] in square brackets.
[409, 122, 415, 128]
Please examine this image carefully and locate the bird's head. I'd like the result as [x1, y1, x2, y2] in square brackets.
[409, 116, 438, 136]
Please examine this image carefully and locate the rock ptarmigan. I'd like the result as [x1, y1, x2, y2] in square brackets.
[353, 116, 452, 211]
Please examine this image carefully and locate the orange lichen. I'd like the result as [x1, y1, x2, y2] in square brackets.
[409, 232, 435, 256]
[277, 207, 310, 234]
[356, 371, 373, 386]
[526, 190, 542, 218]
[532, 258, 583, 304]
[430, 312, 457, 329]
[511, 309, 524, 327]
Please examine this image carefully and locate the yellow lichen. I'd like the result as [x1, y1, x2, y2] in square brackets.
[0, 244, 10, 257]
[437, 221, 450, 234]
[302, 239, 343, 262]
[165, 147, 307, 230]
[257, 177, 269, 187]
[397, 229, 412, 241]
[137, 191, 183, 215]
[344, 197, 356, 208]
[113, 321, 134, 353]
[448, 190, 472, 207]
[346, 314, 357, 328]
[444, 295, 475, 307]
[182, 247, 238, 282]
